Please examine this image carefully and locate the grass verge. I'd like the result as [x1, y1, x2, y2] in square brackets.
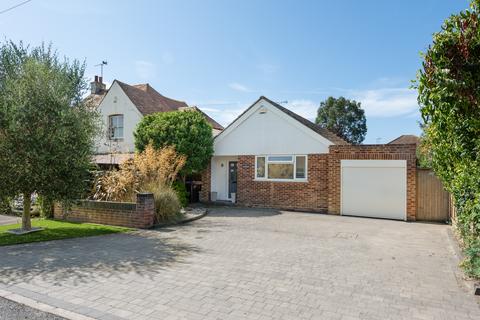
[0, 219, 131, 246]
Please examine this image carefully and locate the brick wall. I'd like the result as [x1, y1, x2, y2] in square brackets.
[199, 162, 211, 202]
[236, 154, 329, 212]
[327, 144, 417, 220]
[54, 193, 155, 229]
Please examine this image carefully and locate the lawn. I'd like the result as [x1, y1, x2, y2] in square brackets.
[0, 219, 131, 246]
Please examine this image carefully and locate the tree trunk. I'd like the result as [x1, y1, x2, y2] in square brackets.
[22, 193, 32, 231]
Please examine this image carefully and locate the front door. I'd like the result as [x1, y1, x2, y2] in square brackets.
[228, 161, 238, 199]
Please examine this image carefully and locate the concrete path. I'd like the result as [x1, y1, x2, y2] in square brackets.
[0, 214, 19, 226]
[0, 208, 478, 320]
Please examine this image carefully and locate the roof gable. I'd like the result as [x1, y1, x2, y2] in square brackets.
[215, 96, 348, 145]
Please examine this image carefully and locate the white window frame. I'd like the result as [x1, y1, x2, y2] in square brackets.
[255, 155, 308, 182]
[108, 114, 124, 140]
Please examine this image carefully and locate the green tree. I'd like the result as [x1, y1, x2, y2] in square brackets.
[134, 110, 214, 175]
[416, 0, 480, 277]
[0, 41, 99, 231]
[315, 96, 367, 144]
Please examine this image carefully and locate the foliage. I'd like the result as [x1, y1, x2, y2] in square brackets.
[416, 127, 433, 169]
[315, 96, 367, 144]
[0, 219, 130, 246]
[0, 41, 100, 230]
[415, 0, 480, 277]
[0, 196, 11, 215]
[134, 110, 214, 174]
[92, 144, 186, 202]
[37, 195, 54, 219]
[172, 181, 189, 208]
[142, 183, 182, 223]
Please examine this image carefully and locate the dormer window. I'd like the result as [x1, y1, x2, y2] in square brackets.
[108, 114, 124, 140]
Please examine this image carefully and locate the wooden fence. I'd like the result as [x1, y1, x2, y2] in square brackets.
[416, 168, 450, 222]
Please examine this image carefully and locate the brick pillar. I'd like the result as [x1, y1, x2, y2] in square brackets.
[135, 193, 155, 228]
[200, 162, 211, 202]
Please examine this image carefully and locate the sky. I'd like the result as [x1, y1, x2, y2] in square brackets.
[0, 0, 471, 143]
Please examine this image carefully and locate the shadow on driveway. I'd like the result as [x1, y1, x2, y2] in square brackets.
[0, 230, 201, 286]
[206, 206, 282, 218]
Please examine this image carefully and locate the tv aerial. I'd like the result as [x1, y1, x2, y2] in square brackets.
[95, 61, 108, 78]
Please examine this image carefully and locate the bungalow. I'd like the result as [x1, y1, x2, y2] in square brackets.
[200, 96, 418, 221]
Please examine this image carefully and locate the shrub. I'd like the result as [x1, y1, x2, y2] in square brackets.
[37, 195, 54, 219]
[134, 110, 213, 175]
[143, 183, 182, 223]
[92, 144, 186, 201]
[172, 181, 189, 208]
[416, 0, 480, 277]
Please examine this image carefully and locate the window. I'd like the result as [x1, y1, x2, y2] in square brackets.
[255, 155, 307, 181]
[108, 114, 124, 140]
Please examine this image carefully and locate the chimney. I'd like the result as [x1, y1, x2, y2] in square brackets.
[90, 75, 106, 94]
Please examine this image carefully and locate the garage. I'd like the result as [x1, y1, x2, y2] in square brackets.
[341, 160, 407, 220]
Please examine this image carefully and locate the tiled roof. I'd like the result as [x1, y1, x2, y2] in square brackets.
[84, 91, 107, 108]
[179, 106, 224, 130]
[116, 81, 188, 115]
[388, 135, 420, 145]
[260, 96, 349, 145]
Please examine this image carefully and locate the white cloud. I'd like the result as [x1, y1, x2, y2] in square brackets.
[350, 88, 418, 118]
[134, 60, 156, 80]
[228, 82, 251, 92]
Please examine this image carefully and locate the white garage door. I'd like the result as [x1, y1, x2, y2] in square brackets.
[341, 160, 407, 220]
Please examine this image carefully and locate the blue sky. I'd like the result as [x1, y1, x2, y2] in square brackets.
[0, 0, 470, 143]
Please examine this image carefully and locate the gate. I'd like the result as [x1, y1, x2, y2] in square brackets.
[416, 168, 450, 222]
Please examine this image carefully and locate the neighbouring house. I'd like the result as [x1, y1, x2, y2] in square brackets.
[85, 76, 223, 166]
[388, 134, 420, 146]
[200, 96, 418, 221]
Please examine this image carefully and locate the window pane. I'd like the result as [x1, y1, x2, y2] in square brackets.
[268, 163, 294, 179]
[256, 157, 265, 178]
[116, 127, 123, 138]
[295, 156, 306, 179]
[267, 156, 293, 162]
[117, 115, 124, 128]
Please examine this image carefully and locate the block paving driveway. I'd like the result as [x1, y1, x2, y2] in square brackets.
[0, 208, 478, 320]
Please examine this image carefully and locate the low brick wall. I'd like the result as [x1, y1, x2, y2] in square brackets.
[54, 193, 155, 229]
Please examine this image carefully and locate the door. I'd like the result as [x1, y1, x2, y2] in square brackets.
[341, 160, 407, 220]
[228, 161, 237, 199]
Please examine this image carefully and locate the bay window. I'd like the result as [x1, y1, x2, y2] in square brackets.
[255, 155, 307, 181]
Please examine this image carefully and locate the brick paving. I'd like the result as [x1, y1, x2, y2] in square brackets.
[0, 207, 478, 320]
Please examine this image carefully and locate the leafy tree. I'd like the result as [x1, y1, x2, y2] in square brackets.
[134, 110, 214, 175]
[0, 41, 99, 231]
[315, 96, 367, 144]
[416, 0, 480, 277]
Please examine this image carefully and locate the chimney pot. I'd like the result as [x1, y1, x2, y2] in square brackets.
[94, 75, 98, 82]
[99, 76, 103, 84]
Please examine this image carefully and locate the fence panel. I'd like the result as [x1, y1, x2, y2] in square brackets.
[416, 169, 450, 222]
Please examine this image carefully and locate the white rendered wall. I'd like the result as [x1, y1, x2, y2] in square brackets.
[214, 99, 331, 156]
[95, 82, 143, 154]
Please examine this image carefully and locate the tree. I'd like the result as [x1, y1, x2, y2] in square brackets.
[416, 0, 480, 277]
[134, 110, 214, 175]
[315, 96, 367, 144]
[0, 41, 99, 231]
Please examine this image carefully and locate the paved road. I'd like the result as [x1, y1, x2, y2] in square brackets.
[0, 208, 478, 320]
[0, 214, 19, 226]
[0, 296, 66, 320]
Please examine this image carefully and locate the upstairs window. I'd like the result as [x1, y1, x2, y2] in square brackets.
[108, 114, 124, 140]
[255, 155, 307, 181]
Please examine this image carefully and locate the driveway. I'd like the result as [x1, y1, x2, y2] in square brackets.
[0, 214, 19, 226]
[0, 208, 478, 320]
